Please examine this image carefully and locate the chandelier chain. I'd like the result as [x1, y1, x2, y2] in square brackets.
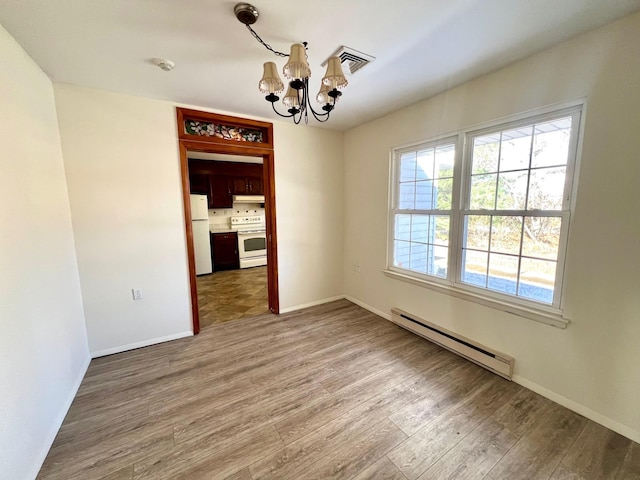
[245, 24, 289, 57]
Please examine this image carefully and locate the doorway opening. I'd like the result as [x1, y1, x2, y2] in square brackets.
[189, 153, 269, 329]
[176, 108, 279, 334]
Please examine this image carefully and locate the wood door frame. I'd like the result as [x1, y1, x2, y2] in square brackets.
[176, 108, 279, 334]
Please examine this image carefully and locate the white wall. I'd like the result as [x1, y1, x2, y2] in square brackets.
[343, 11, 640, 441]
[274, 121, 345, 311]
[54, 86, 193, 355]
[0, 24, 89, 479]
[53, 85, 345, 354]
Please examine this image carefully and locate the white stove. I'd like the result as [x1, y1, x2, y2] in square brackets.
[231, 215, 267, 268]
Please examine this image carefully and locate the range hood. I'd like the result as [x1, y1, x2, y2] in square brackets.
[232, 195, 265, 204]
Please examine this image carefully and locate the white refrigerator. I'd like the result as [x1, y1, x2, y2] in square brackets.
[190, 194, 212, 275]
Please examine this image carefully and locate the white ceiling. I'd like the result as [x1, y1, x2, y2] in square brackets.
[1, 0, 639, 131]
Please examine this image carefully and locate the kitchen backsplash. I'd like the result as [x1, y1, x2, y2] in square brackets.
[208, 203, 264, 228]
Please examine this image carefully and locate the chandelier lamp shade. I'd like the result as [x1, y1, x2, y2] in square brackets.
[234, 3, 348, 124]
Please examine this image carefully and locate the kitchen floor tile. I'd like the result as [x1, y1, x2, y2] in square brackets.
[196, 265, 269, 328]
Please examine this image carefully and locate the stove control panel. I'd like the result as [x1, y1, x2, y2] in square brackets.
[231, 215, 264, 226]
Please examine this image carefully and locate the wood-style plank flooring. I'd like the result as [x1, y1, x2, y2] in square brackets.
[37, 300, 639, 480]
[196, 266, 269, 328]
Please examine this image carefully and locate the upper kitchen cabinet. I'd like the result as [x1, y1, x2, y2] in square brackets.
[233, 175, 263, 195]
[247, 176, 263, 195]
[187, 159, 264, 206]
[210, 175, 233, 208]
[233, 176, 249, 195]
[240, 163, 264, 195]
[189, 173, 210, 196]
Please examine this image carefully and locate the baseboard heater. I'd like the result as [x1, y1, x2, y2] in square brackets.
[391, 308, 514, 380]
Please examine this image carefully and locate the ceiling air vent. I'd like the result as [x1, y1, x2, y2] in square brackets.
[322, 46, 375, 75]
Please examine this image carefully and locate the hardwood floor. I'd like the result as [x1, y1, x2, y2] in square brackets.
[196, 266, 269, 328]
[37, 300, 639, 480]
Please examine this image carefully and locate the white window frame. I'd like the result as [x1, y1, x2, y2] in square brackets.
[386, 104, 583, 328]
[389, 135, 460, 284]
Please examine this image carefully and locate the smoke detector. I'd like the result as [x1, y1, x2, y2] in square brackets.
[322, 46, 375, 75]
[152, 58, 175, 72]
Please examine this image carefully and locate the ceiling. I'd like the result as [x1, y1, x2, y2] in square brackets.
[1, 1, 639, 131]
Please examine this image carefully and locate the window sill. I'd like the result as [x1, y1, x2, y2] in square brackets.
[382, 269, 570, 329]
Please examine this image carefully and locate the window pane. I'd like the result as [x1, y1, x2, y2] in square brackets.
[500, 127, 533, 172]
[399, 183, 415, 209]
[394, 214, 411, 241]
[434, 215, 449, 246]
[434, 177, 453, 210]
[527, 167, 566, 210]
[496, 170, 528, 210]
[410, 214, 429, 243]
[435, 145, 455, 178]
[522, 217, 561, 260]
[409, 243, 428, 273]
[472, 135, 500, 174]
[393, 212, 451, 278]
[431, 245, 448, 278]
[464, 215, 490, 250]
[487, 253, 519, 295]
[490, 216, 522, 255]
[416, 149, 434, 180]
[400, 152, 416, 182]
[532, 117, 571, 168]
[462, 249, 488, 287]
[470, 174, 497, 210]
[518, 257, 556, 304]
[394, 240, 410, 268]
[415, 181, 434, 209]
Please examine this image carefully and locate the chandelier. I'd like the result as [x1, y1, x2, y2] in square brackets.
[234, 3, 348, 124]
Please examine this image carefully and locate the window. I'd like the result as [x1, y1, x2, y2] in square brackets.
[393, 139, 456, 279]
[388, 106, 581, 317]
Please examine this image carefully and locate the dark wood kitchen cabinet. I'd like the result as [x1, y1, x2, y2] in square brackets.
[210, 175, 233, 208]
[247, 176, 263, 195]
[188, 159, 264, 206]
[211, 232, 239, 271]
[244, 164, 264, 195]
[232, 177, 248, 195]
[189, 173, 210, 196]
[232, 176, 262, 195]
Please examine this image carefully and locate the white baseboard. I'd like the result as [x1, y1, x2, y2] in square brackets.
[279, 295, 346, 314]
[90, 331, 193, 358]
[513, 374, 640, 444]
[344, 294, 640, 444]
[30, 353, 91, 480]
[344, 295, 391, 320]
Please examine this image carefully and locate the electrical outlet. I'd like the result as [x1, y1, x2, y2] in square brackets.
[132, 289, 144, 300]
